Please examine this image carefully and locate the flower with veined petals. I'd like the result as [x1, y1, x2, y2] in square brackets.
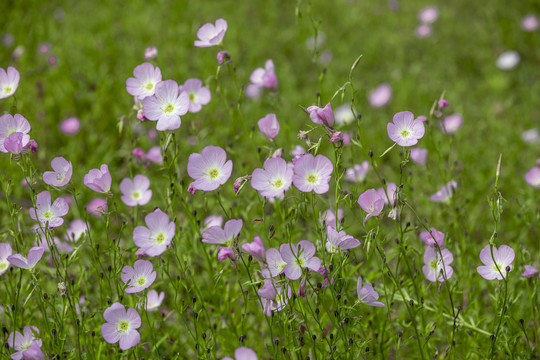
[357, 277, 384, 307]
[43, 156, 72, 187]
[0, 243, 13, 275]
[222, 347, 259, 360]
[194, 19, 227, 47]
[0, 114, 31, 153]
[292, 154, 333, 194]
[477, 244, 515, 280]
[262, 248, 287, 278]
[0, 66, 19, 99]
[325, 227, 360, 253]
[121, 260, 157, 293]
[422, 246, 454, 282]
[203, 215, 223, 231]
[387, 111, 425, 146]
[133, 208, 175, 256]
[251, 157, 293, 199]
[357, 189, 385, 223]
[120, 175, 152, 207]
[142, 80, 189, 131]
[257, 279, 291, 317]
[101, 302, 141, 350]
[525, 167, 540, 189]
[344, 161, 369, 182]
[84, 164, 112, 193]
[320, 208, 343, 229]
[429, 181, 457, 202]
[257, 113, 280, 139]
[201, 219, 242, 246]
[126, 62, 162, 100]
[29, 191, 69, 228]
[307, 103, 334, 126]
[187, 146, 233, 192]
[7, 246, 44, 270]
[419, 228, 445, 247]
[241, 236, 265, 258]
[7, 325, 43, 360]
[179, 78, 211, 113]
[246, 59, 278, 98]
[280, 240, 321, 281]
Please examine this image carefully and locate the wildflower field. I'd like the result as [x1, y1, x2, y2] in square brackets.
[1, 0, 539, 359]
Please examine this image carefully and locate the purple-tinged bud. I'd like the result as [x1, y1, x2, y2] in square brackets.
[217, 50, 231, 65]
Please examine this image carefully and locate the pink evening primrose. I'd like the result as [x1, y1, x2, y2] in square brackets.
[0, 113, 31, 153]
[344, 161, 369, 182]
[307, 103, 334, 126]
[141, 80, 189, 131]
[251, 157, 293, 199]
[0, 243, 12, 275]
[84, 164, 112, 193]
[29, 190, 69, 228]
[187, 145, 233, 192]
[7, 325, 43, 360]
[422, 246, 454, 282]
[441, 114, 463, 134]
[410, 148, 428, 165]
[429, 181, 457, 202]
[144, 46, 158, 60]
[477, 244, 515, 280]
[292, 154, 333, 194]
[133, 208, 175, 257]
[217, 247, 235, 262]
[522, 14, 539, 31]
[121, 260, 157, 293]
[0, 66, 19, 99]
[258, 279, 291, 317]
[201, 219, 243, 246]
[222, 347, 259, 360]
[522, 265, 538, 278]
[257, 113, 280, 139]
[241, 236, 265, 259]
[262, 248, 287, 278]
[325, 227, 360, 253]
[43, 156, 72, 187]
[203, 215, 223, 231]
[194, 18, 228, 47]
[101, 302, 141, 350]
[320, 208, 343, 229]
[418, 6, 439, 24]
[144, 289, 165, 311]
[280, 240, 321, 280]
[247, 60, 278, 97]
[415, 24, 432, 38]
[65, 219, 88, 242]
[86, 197, 107, 217]
[419, 228, 445, 247]
[357, 189, 385, 223]
[387, 111, 425, 147]
[126, 62, 162, 100]
[59, 117, 80, 135]
[376, 183, 398, 207]
[357, 277, 384, 307]
[179, 78, 211, 113]
[146, 146, 163, 164]
[369, 83, 392, 108]
[525, 167, 540, 189]
[7, 246, 44, 270]
[120, 175, 152, 207]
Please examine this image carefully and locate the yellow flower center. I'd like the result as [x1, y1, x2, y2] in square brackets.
[207, 167, 220, 180]
[132, 191, 141, 200]
[492, 263, 503, 273]
[145, 82, 154, 91]
[154, 232, 166, 244]
[56, 173, 65, 182]
[163, 103, 175, 114]
[271, 178, 284, 189]
[135, 276, 147, 287]
[306, 173, 318, 185]
[116, 320, 130, 333]
[0, 261, 7, 271]
[3, 86, 12, 94]
[400, 129, 411, 138]
[430, 259, 438, 270]
[43, 211, 53, 220]
[189, 92, 196, 101]
[295, 257, 305, 268]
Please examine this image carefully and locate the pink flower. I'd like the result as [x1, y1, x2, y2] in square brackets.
[179, 78, 211, 113]
[7, 246, 44, 270]
[418, 6, 439, 24]
[257, 113, 280, 139]
[525, 167, 540, 189]
[419, 228, 445, 247]
[320, 208, 343, 229]
[194, 19, 227, 47]
[328, 131, 342, 143]
[257, 279, 291, 317]
[422, 246, 454, 282]
[86, 197, 107, 216]
[84, 164, 112, 193]
[415, 24, 432, 38]
[429, 181, 457, 202]
[441, 114, 463, 134]
[290, 145, 306, 157]
[522, 14, 539, 32]
[280, 240, 321, 280]
[202, 219, 242, 245]
[292, 154, 333, 194]
[251, 157, 293, 199]
[3, 132, 30, 154]
[43, 156, 72, 187]
[344, 161, 369, 182]
[262, 248, 287, 278]
[410, 148, 427, 165]
[217, 247, 235, 262]
[133, 208, 175, 256]
[187, 146, 233, 192]
[477, 244, 515, 280]
[65, 219, 88, 242]
[307, 103, 334, 126]
[126, 63, 162, 100]
[146, 146, 163, 164]
[121, 260, 156, 293]
[120, 175, 152, 207]
[29, 191, 69, 228]
[241, 236, 265, 258]
[387, 111, 425, 147]
[144, 46, 158, 60]
[132, 147, 146, 160]
[203, 215, 223, 231]
[222, 347, 259, 360]
[522, 129, 540, 143]
[357, 189, 385, 223]
[357, 277, 384, 307]
[142, 80, 189, 131]
[438, 99, 449, 109]
[0, 66, 19, 99]
[247, 60, 278, 97]
[7, 325, 43, 360]
[325, 227, 360, 253]
[522, 265, 539, 278]
[369, 83, 392, 108]
[0, 243, 13, 275]
[144, 290, 165, 311]
[101, 302, 141, 350]
[59, 117, 80, 135]
[217, 50, 231, 65]
[0, 114, 31, 153]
